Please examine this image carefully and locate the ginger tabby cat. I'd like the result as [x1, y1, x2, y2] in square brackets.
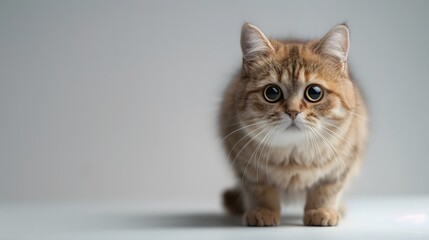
[219, 23, 368, 226]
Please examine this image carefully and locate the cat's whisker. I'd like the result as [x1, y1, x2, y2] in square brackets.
[310, 120, 360, 182]
[222, 122, 270, 162]
[305, 126, 327, 193]
[304, 124, 310, 151]
[306, 125, 325, 179]
[304, 124, 322, 179]
[256, 126, 276, 189]
[311, 125, 349, 182]
[304, 124, 320, 163]
[219, 118, 262, 128]
[220, 120, 267, 142]
[227, 123, 269, 167]
[229, 121, 281, 169]
[319, 120, 348, 135]
[319, 123, 355, 151]
[318, 122, 361, 172]
[304, 126, 318, 177]
[255, 127, 277, 191]
[265, 125, 282, 186]
[344, 109, 369, 121]
[312, 126, 344, 181]
[319, 120, 361, 168]
[241, 127, 273, 187]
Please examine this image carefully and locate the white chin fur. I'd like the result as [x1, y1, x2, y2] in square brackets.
[272, 127, 308, 147]
[244, 117, 309, 147]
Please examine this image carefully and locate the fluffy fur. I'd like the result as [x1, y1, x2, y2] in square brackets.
[219, 23, 368, 227]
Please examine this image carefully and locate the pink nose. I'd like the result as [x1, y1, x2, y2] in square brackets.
[286, 110, 300, 120]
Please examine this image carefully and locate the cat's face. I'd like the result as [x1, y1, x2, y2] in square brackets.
[237, 24, 355, 146]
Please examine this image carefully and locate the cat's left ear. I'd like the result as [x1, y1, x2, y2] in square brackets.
[315, 24, 350, 70]
[240, 23, 275, 74]
[241, 23, 275, 60]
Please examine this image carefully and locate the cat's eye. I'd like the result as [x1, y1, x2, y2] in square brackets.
[305, 84, 324, 102]
[263, 85, 282, 102]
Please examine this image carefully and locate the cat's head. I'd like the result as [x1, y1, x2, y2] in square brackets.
[237, 23, 356, 146]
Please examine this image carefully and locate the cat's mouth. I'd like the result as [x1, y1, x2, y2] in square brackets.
[286, 122, 301, 131]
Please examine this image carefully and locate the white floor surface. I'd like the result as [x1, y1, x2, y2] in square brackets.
[1, 196, 428, 240]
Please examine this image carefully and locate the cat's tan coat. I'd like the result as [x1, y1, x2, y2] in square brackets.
[219, 23, 368, 226]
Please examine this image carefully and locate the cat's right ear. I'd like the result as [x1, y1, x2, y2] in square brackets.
[241, 23, 275, 61]
[315, 24, 350, 71]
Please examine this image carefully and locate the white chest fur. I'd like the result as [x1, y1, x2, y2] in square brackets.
[261, 142, 337, 191]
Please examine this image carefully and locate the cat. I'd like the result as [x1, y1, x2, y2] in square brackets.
[219, 23, 368, 227]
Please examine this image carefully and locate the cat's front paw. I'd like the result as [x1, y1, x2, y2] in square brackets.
[304, 208, 340, 226]
[244, 208, 280, 226]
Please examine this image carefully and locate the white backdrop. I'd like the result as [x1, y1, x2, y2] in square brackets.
[1, 0, 428, 202]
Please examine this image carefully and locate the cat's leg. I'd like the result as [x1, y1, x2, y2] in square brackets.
[304, 180, 344, 226]
[242, 181, 281, 226]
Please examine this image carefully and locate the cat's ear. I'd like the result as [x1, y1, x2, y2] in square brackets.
[241, 23, 275, 60]
[315, 24, 350, 69]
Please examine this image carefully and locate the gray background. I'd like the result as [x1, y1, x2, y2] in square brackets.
[0, 0, 428, 202]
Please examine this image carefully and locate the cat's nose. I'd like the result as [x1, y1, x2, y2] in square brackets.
[286, 110, 300, 120]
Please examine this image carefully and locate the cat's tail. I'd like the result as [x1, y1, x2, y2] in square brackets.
[222, 187, 245, 215]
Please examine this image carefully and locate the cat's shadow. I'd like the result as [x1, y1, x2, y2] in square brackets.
[99, 212, 304, 229]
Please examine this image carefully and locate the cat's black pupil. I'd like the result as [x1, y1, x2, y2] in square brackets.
[266, 86, 281, 101]
[307, 86, 322, 100]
